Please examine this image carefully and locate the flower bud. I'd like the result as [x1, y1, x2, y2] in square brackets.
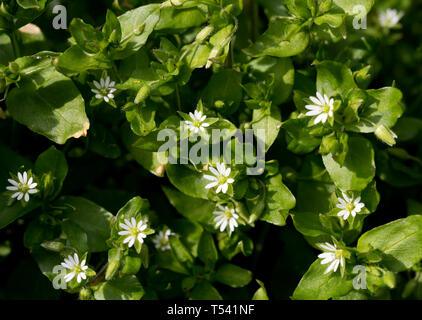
[206, 46, 222, 69]
[195, 25, 214, 43]
[155, 164, 166, 177]
[402, 279, 418, 299]
[105, 259, 120, 280]
[383, 271, 396, 289]
[374, 125, 397, 146]
[223, 4, 234, 14]
[318, 0, 333, 14]
[40, 241, 65, 252]
[79, 287, 93, 300]
[214, 100, 225, 109]
[8, 62, 19, 74]
[134, 85, 151, 104]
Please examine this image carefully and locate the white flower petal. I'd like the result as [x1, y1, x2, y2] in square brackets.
[8, 179, 18, 186]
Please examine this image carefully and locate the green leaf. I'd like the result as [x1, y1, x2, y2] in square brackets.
[292, 211, 331, 237]
[162, 186, 215, 225]
[198, 231, 218, 269]
[357, 215, 422, 272]
[125, 104, 156, 137]
[169, 236, 194, 269]
[35, 146, 68, 200]
[285, 0, 312, 18]
[283, 118, 322, 154]
[322, 136, 375, 191]
[166, 164, 210, 199]
[293, 259, 353, 300]
[202, 69, 243, 116]
[115, 4, 161, 59]
[114, 196, 150, 226]
[57, 45, 111, 74]
[0, 194, 42, 229]
[120, 123, 166, 177]
[248, 56, 295, 105]
[333, 0, 374, 15]
[260, 173, 296, 226]
[244, 17, 310, 58]
[252, 105, 282, 151]
[316, 61, 357, 99]
[103, 10, 122, 44]
[61, 220, 89, 253]
[189, 281, 222, 300]
[69, 18, 106, 54]
[6, 65, 90, 144]
[54, 196, 113, 252]
[345, 88, 403, 133]
[155, 6, 206, 30]
[214, 264, 252, 288]
[252, 280, 269, 300]
[121, 254, 142, 275]
[94, 275, 144, 300]
[314, 13, 345, 28]
[172, 219, 203, 258]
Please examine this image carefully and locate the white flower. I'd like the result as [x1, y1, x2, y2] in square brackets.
[118, 217, 148, 248]
[204, 162, 235, 194]
[318, 242, 345, 274]
[184, 110, 210, 134]
[152, 229, 174, 251]
[305, 92, 334, 125]
[379, 9, 404, 28]
[6, 171, 38, 202]
[336, 192, 365, 220]
[91, 76, 116, 103]
[213, 205, 239, 233]
[60, 253, 88, 283]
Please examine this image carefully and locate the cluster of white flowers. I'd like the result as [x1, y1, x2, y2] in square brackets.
[336, 192, 365, 220]
[379, 9, 404, 28]
[118, 217, 148, 248]
[91, 76, 116, 103]
[6, 171, 38, 202]
[305, 92, 334, 125]
[204, 162, 234, 194]
[184, 110, 210, 134]
[318, 242, 345, 274]
[213, 205, 239, 233]
[152, 229, 174, 251]
[60, 253, 88, 283]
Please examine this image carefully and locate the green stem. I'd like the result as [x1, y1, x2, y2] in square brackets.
[175, 84, 181, 111]
[10, 32, 21, 58]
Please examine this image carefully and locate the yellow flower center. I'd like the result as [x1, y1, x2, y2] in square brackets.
[130, 227, 139, 237]
[323, 104, 331, 114]
[224, 210, 233, 218]
[218, 176, 227, 185]
[345, 203, 355, 212]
